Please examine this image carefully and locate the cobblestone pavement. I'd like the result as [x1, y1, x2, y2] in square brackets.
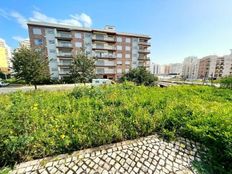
[11, 135, 201, 174]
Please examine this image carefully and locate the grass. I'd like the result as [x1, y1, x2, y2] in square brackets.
[0, 83, 231, 173]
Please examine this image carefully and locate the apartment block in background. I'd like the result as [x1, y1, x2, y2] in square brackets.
[0, 39, 11, 73]
[182, 56, 199, 79]
[27, 21, 151, 80]
[169, 63, 182, 75]
[19, 39, 31, 49]
[198, 55, 217, 79]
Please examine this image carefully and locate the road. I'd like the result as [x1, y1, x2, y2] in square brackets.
[0, 84, 90, 94]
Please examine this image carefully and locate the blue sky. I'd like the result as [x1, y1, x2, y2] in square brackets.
[1, 0, 232, 64]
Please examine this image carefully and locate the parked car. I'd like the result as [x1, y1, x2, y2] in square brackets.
[92, 79, 115, 86]
[0, 81, 9, 87]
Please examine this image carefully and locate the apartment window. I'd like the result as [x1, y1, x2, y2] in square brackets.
[75, 33, 82, 39]
[125, 61, 130, 65]
[75, 42, 82, 47]
[49, 49, 56, 54]
[117, 45, 122, 50]
[117, 61, 122, 65]
[126, 46, 130, 51]
[117, 69, 122, 73]
[117, 37, 122, 42]
[125, 68, 130, 73]
[49, 40, 55, 44]
[33, 28, 42, 35]
[125, 54, 130, 59]
[126, 38, 131, 43]
[117, 53, 122, 58]
[47, 29, 54, 34]
[34, 39, 43, 46]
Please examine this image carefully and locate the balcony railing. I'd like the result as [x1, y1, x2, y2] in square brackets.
[57, 43, 72, 48]
[138, 57, 150, 61]
[95, 61, 116, 66]
[138, 49, 150, 53]
[58, 62, 72, 66]
[92, 36, 116, 42]
[57, 53, 72, 57]
[96, 69, 115, 74]
[95, 54, 116, 59]
[56, 33, 72, 39]
[138, 41, 151, 46]
[92, 45, 116, 50]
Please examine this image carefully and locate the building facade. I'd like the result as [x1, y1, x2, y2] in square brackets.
[27, 21, 151, 80]
[182, 56, 199, 79]
[169, 63, 182, 75]
[0, 39, 11, 73]
[198, 55, 217, 79]
[19, 39, 31, 48]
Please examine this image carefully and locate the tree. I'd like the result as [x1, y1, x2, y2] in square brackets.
[120, 67, 158, 86]
[220, 75, 232, 89]
[12, 47, 50, 89]
[69, 51, 95, 84]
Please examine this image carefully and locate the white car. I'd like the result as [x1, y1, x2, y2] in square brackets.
[92, 79, 115, 86]
[0, 81, 9, 87]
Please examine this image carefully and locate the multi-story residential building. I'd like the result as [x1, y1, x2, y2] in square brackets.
[0, 39, 11, 73]
[198, 55, 217, 79]
[19, 39, 30, 48]
[27, 21, 151, 80]
[150, 63, 161, 75]
[182, 56, 199, 79]
[214, 51, 232, 78]
[169, 63, 182, 75]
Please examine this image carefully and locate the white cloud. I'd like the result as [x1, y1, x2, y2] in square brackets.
[12, 36, 29, 42]
[4, 10, 93, 29]
[10, 11, 27, 29]
[0, 9, 10, 19]
[29, 11, 92, 27]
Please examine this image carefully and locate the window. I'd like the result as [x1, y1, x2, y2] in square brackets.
[34, 39, 43, 46]
[33, 28, 42, 35]
[117, 61, 122, 64]
[117, 69, 122, 73]
[126, 46, 131, 51]
[117, 37, 122, 42]
[125, 54, 131, 58]
[117, 53, 122, 58]
[126, 38, 131, 43]
[75, 42, 82, 47]
[49, 49, 56, 54]
[75, 33, 82, 38]
[125, 61, 130, 65]
[49, 40, 55, 44]
[125, 68, 130, 73]
[117, 45, 122, 50]
[47, 29, 54, 34]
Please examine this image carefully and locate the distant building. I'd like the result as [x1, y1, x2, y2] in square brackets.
[198, 55, 218, 79]
[19, 39, 30, 48]
[0, 39, 11, 73]
[169, 63, 182, 74]
[27, 21, 151, 80]
[182, 56, 199, 79]
[150, 63, 161, 75]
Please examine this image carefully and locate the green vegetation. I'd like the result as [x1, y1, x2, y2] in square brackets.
[12, 47, 50, 89]
[0, 84, 231, 173]
[220, 75, 232, 89]
[68, 51, 95, 83]
[120, 67, 158, 86]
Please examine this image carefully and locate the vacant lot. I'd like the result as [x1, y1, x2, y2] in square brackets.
[0, 83, 231, 173]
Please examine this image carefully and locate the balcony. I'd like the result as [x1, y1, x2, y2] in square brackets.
[96, 69, 115, 74]
[92, 44, 116, 50]
[58, 61, 72, 66]
[57, 43, 72, 48]
[138, 41, 151, 46]
[59, 69, 71, 74]
[95, 61, 116, 67]
[57, 52, 73, 57]
[56, 32, 72, 40]
[138, 57, 150, 61]
[95, 54, 116, 59]
[92, 35, 116, 42]
[138, 49, 150, 54]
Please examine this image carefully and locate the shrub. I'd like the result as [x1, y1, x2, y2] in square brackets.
[0, 84, 231, 173]
[220, 75, 232, 89]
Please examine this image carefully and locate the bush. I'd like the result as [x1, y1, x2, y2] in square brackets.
[0, 84, 231, 173]
[220, 76, 232, 89]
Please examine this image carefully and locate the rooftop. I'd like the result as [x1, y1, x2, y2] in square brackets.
[27, 21, 151, 39]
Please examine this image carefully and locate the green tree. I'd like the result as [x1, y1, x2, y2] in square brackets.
[12, 47, 50, 89]
[120, 67, 158, 86]
[69, 51, 95, 84]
